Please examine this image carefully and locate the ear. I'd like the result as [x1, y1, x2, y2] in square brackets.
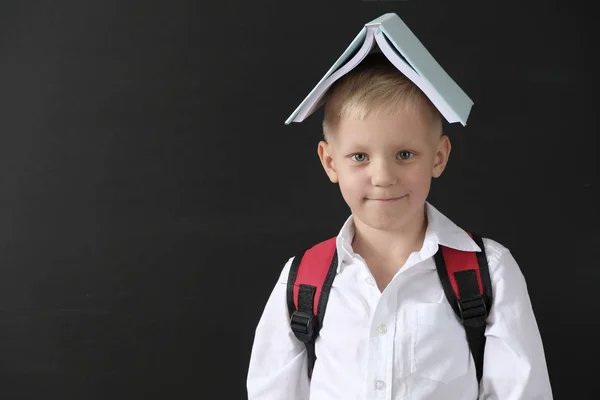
[432, 134, 451, 178]
[317, 141, 339, 183]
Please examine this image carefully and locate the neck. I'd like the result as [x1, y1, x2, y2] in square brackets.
[351, 206, 428, 264]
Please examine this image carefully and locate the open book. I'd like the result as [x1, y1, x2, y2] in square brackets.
[285, 13, 473, 126]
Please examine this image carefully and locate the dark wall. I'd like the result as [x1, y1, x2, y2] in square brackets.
[0, 0, 596, 398]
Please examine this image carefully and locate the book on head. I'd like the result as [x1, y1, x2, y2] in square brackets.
[285, 13, 473, 126]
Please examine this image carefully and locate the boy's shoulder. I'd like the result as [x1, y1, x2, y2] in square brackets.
[479, 236, 526, 285]
[481, 236, 511, 265]
[276, 255, 296, 284]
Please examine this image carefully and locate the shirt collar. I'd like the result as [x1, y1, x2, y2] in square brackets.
[335, 202, 482, 273]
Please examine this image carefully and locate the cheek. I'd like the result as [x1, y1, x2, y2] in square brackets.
[393, 166, 433, 199]
[404, 166, 433, 195]
[404, 162, 433, 183]
[337, 171, 364, 202]
[403, 171, 428, 187]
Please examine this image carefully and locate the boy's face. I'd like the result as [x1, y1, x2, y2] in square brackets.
[317, 105, 451, 233]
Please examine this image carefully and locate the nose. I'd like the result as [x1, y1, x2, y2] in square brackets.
[370, 159, 398, 187]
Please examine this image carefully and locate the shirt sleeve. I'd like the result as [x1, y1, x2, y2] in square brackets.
[479, 240, 553, 399]
[247, 257, 311, 400]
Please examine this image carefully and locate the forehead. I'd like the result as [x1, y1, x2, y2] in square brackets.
[333, 106, 435, 148]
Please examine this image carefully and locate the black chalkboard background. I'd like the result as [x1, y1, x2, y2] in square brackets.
[0, 0, 596, 398]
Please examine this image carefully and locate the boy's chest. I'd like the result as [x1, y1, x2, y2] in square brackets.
[311, 259, 476, 397]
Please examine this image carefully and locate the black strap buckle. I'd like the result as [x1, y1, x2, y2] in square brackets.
[290, 310, 316, 343]
[457, 295, 487, 327]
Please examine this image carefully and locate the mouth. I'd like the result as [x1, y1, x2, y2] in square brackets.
[368, 195, 407, 203]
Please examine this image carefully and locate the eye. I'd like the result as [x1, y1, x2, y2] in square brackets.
[350, 153, 368, 162]
[398, 151, 414, 160]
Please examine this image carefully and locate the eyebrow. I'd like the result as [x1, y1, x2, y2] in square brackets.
[342, 140, 420, 150]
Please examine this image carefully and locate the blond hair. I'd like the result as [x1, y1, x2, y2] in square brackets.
[321, 52, 442, 141]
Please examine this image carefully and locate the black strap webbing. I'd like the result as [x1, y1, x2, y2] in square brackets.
[434, 233, 492, 384]
[296, 285, 317, 377]
[455, 269, 488, 383]
[287, 249, 338, 379]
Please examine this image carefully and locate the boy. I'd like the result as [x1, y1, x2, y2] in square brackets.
[247, 53, 553, 399]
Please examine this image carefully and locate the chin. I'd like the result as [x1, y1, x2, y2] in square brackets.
[359, 210, 409, 231]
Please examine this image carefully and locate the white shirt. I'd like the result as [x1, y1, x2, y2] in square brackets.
[247, 202, 553, 400]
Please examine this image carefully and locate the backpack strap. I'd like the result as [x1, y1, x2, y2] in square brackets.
[286, 237, 338, 378]
[433, 233, 493, 384]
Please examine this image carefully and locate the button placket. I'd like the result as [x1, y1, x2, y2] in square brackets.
[366, 291, 395, 399]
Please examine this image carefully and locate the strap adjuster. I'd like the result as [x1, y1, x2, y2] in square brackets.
[290, 310, 316, 343]
[457, 295, 487, 327]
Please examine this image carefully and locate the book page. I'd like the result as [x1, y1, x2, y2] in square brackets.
[294, 27, 378, 122]
[375, 32, 455, 122]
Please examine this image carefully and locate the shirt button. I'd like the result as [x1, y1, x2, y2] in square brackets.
[377, 324, 387, 334]
[365, 277, 375, 286]
[375, 380, 386, 390]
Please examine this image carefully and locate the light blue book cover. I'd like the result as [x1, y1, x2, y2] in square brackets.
[285, 13, 473, 126]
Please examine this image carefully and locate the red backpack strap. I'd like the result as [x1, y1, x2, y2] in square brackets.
[286, 237, 338, 379]
[433, 233, 493, 384]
